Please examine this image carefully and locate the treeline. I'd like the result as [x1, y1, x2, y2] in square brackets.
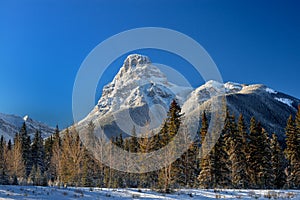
[0, 100, 300, 191]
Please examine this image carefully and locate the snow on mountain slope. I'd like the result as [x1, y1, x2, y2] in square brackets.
[78, 54, 192, 137]
[75, 54, 299, 142]
[182, 80, 300, 142]
[0, 113, 55, 141]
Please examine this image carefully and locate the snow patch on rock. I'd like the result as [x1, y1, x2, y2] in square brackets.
[266, 88, 278, 94]
[275, 97, 293, 107]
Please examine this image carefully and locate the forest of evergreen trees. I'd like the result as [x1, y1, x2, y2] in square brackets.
[0, 100, 300, 191]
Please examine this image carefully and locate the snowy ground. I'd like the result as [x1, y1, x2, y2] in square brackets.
[0, 185, 299, 199]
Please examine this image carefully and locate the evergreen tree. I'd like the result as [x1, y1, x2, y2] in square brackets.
[158, 100, 182, 192]
[296, 105, 300, 146]
[258, 128, 274, 189]
[86, 121, 96, 148]
[44, 125, 59, 174]
[167, 100, 182, 138]
[226, 114, 249, 188]
[7, 139, 12, 151]
[0, 136, 9, 184]
[19, 122, 32, 176]
[200, 112, 208, 144]
[198, 112, 212, 189]
[285, 115, 300, 188]
[31, 130, 45, 174]
[237, 114, 248, 154]
[130, 126, 139, 153]
[28, 165, 44, 186]
[81, 150, 96, 187]
[248, 118, 274, 188]
[247, 117, 261, 188]
[50, 127, 62, 184]
[271, 134, 287, 188]
[213, 123, 231, 188]
[44, 135, 53, 174]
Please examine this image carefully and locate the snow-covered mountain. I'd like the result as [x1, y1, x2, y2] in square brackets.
[77, 54, 192, 136]
[182, 80, 300, 142]
[0, 113, 55, 141]
[77, 54, 300, 142]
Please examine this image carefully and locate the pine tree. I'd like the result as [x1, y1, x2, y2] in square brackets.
[285, 115, 300, 188]
[226, 114, 249, 188]
[28, 165, 44, 186]
[31, 130, 45, 174]
[271, 134, 287, 188]
[19, 122, 32, 176]
[237, 114, 248, 154]
[296, 105, 300, 146]
[198, 111, 212, 188]
[50, 127, 62, 184]
[85, 121, 96, 148]
[44, 135, 53, 175]
[258, 128, 274, 189]
[44, 125, 59, 174]
[0, 136, 9, 184]
[130, 126, 139, 153]
[158, 100, 182, 192]
[248, 118, 274, 189]
[213, 122, 231, 188]
[200, 112, 208, 144]
[247, 117, 260, 188]
[81, 150, 96, 187]
[7, 139, 12, 150]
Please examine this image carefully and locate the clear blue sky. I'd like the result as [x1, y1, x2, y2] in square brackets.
[0, 0, 299, 128]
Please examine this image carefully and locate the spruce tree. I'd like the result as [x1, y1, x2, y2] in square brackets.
[248, 118, 274, 188]
[31, 130, 45, 174]
[247, 117, 260, 188]
[158, 99, 182, 192]
[44, 135, 53, 175]
[200, 112, 208, 147]
[130, 126, 139, 153]
[19, 122, 32, 176]
[258, 128, 274, 189]
[0, 136, 9, 184]
[296, 105, 300, 145]
[285, 115, 300, 188]
[50, 126, 62, 184]
[226, 114, 249, 188]
[198, 111, 212, 188]
[271, 134, 287, 188]
[213, 118, 231, 188]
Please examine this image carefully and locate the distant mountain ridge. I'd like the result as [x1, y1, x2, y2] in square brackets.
[182, 80, 299, 142]
[0, 113, 55, 141]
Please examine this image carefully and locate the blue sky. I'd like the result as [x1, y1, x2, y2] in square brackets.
[0, 0, 299, 128]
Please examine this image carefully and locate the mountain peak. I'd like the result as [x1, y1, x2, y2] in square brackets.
[23, 115, 29, 121]
[123, 54, 151, 70]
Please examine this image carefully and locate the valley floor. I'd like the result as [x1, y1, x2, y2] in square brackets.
[0, 185, 299, 199]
